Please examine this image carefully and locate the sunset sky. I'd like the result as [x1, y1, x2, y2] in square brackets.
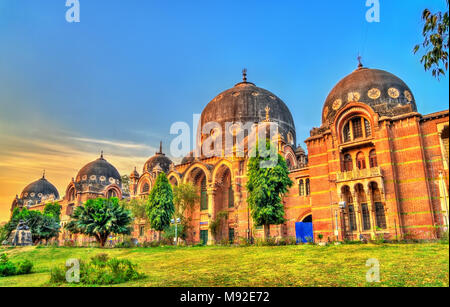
[0, 0, 448, 222]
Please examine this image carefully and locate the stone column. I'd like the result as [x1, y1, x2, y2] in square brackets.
[352, 190, 362, 238]
[207, 186, 216, 245]
[366, 186, 377, 240]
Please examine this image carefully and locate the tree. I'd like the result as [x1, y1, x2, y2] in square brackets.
[146, 173, 174, 241]
[246, 140, 293, 240]
[414, 0, 449, 79]
[120, 198, 147, 220]
[65, 197, 133, 247]
[43, 202, 62, 222]
[172, 183, 199, 240]
[121, 175, 130, 194]
[4, 208, 60, 244]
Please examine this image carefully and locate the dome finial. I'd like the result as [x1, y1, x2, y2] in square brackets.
[42, 170, 45, 179]
[100, 150, 104, 159]
[242, 68, 247, 82]
[357, 54, 363, 69]
[159, 141, 163, 154]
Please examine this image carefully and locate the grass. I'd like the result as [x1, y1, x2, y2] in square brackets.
[0, 243, 448, 287]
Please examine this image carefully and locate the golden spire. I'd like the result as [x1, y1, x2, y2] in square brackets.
[242, 68, 247, 82]
[264, 106, 271, 122]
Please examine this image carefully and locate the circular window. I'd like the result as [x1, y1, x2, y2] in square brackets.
[100, 176, 106, 181]
[90, 175, 96, 180]
[368, 88, 381, 100]
[388, 88, 400, 99]
[347, 92, 360, 102]
[109, 177, 115, 184]
[323, 106, 329, 119]
[82, 175, 87, 181]
[30, 193, 35, 197]
[38, 193, 43, 198]
[404, 90, 413, 102]
[332, 99, 342, 110]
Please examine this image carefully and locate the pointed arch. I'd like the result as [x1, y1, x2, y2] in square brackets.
[182, 162, 212, 184]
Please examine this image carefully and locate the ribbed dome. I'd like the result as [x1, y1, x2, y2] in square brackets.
[76, 154, 121, 186]
[20, 175, 59, 201]
[200, 74, 296, 146]
[323, 66, 417, 124]
[143, 153, 173, 173]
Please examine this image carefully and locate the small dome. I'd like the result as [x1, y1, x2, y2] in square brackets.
[143, 143, 173, 173]
[130, 167, 139, 179]
[322, 66, 417, 124]
[200, 71, 296, 146]
[76, 153, 121, 185]
[20, 174, 59, 202]
[181, 151, 195, 164]
[295, 145, 305, 155]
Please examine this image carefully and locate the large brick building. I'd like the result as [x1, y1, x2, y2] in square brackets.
[11, 64, 449, 244]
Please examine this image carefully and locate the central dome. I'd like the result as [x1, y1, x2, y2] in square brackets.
[200, 73, 296, 146]
[76, 154, 121, 186]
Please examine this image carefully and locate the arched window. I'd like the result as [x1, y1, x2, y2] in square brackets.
[142, 182, 150, 194]
[299, 180, 305, 196]
[228, 185, 234, 208]
[107, 189, 117, 198]
[343, 154, 353, 172]
[342, 116, 372, 142]
[305, 179, 310, 196]
[375, 203, 387, 229]
[356, 152, 366, 170]
[348, 205, 357, 231]
[343, 123, 351, 142]
[200, 177, 208, 210]
[68, 188, 75, 201]
[369, 150, 378, 168]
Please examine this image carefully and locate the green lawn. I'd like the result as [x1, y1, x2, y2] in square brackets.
[0, 243, 448, 287]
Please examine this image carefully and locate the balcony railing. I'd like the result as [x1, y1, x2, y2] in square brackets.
[336, 167, 382, 182]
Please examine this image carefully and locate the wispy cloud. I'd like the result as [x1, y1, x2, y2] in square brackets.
[70, 137, 153, 150]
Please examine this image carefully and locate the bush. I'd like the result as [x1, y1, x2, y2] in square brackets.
[49, 266, 66, 284]
[0, 261, 17, 277]
[16, 260, 33, 275]
[440, 231, 449, 244]
[0, 253, 33, 277]
[50, 254, 145, 285]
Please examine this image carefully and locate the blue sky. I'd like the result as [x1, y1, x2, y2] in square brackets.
[0, 0, 448, 221]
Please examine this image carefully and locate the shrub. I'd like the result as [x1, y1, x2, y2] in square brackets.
[49, 266, 67, 284]
[440, 231, 449, 244]
[16, 260, 33, 275]
[0, 261, 17, 277]
[50, 254, 145, 285]
[0, 253, 33, 277]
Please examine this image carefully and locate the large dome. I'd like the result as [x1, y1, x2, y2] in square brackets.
[200, 73, 296, 146]
[76, 154, 121, 186]
[322, 65, 417, 124]
[20, 174, 59, 202]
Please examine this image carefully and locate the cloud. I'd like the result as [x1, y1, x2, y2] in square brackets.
[70, 137, 153, 150]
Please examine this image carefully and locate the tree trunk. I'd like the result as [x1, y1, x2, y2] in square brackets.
[158, 230, 161, 242]
[263, 224, 270, 241]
